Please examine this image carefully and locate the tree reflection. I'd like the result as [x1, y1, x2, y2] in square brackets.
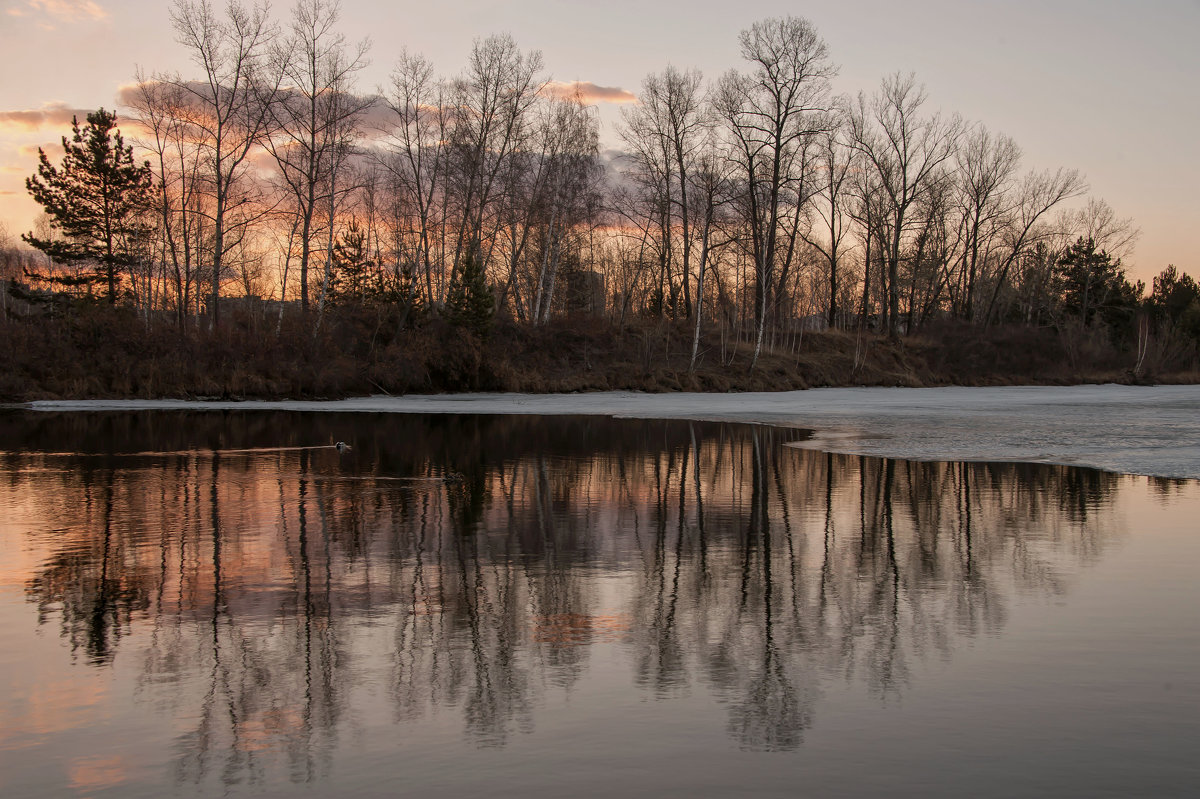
[2, 410, 1126, 781]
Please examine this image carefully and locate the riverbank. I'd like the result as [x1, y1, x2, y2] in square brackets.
[2, 306, 1197, 401]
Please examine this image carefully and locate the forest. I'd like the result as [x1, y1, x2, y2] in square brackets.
[1, 0, 1198, 400]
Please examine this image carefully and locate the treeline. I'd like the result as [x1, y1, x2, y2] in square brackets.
[3, 0, 1200, 386]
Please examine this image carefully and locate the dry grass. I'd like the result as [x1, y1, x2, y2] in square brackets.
[1, 306, 1196, 402]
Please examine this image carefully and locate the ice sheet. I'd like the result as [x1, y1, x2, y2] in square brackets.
[28, 384, 1200, 479]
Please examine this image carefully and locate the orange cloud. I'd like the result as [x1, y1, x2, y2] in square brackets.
[22, 0, 108, 22]
[542, 81, 637, 105]
[0, 103, 95, 132]
[18, 142, 61, 159]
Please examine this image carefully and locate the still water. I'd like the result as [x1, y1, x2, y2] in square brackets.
[0, 411, 1197, 797]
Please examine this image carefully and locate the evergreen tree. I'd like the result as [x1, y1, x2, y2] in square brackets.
[23, 109, 155, 304]
[445, 252, 495, 337]
[327, 220, 377, 306]
[1055, 237, 1142, 334]
[1149, 265, 1200, 346]
[1149, 266, 1200, 325]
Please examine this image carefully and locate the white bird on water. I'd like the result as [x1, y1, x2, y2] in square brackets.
[335, 441, 351, 452]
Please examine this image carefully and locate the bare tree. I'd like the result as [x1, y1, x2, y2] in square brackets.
[127, 75, 209, 324]
[954, 123, 1021, 321]
[801, 124, 855, 328]
[621, 67, 709, 319]
[381, 49, 450, 307]
[688, 138, 734, 370]
[265, 0, 371, 314]
[1067, 197, 1140, 260]
[619, 92, 675, 317]
[448, 35, 545, 283]
[493, 92, 568, 321]
[162, 0, 280, 329]
[979, 166, 1086, 326]
[847, 73, 962, 339]
[715, 16, 836, 366]
[529, 93, 602, 324]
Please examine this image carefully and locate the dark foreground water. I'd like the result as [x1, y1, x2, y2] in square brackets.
[0, 411, 1197, 797]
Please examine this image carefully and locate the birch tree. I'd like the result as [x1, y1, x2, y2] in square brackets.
[266, 0, 371, 314]
[127, 76, 212, 323]
[529, 94, 601, 324]
[163, 0, 279, 329]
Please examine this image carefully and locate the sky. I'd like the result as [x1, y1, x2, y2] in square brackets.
[0, 0, 1196, 282]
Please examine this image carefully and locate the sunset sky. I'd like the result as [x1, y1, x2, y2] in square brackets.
[0, 0, 1195, 282]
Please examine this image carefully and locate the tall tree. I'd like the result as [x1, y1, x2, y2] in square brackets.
[715, 16, 836, 366]
[23, 109, 155, 304]
[127, 76, 209, 323]
[978, 166, 1085, 327]
[953, 123, 1021, 321]
[528, 93, 602, 325]
[847, 73, 962, 339]
[800, 125, 855, 328]
[162, 0, 279, 329]
[382, 50, 450, 307]
[688, 136, 733, 370]
[621, 66, 709, 319]
[448, 34, 545, 280]
[266, 0, 371, 314]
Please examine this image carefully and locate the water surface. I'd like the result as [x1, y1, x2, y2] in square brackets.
[0, 411, 1196, 797]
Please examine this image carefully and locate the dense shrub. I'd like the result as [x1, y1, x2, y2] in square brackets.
[1, 302, 1196, 403]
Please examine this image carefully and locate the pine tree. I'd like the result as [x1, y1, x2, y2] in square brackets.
[1149, 266, 1200, 326]
[445, 252, 495, 337]
[1056, 237, 1142, 339]
[23, 109, 155, 304]
[327, 220, 376, 306]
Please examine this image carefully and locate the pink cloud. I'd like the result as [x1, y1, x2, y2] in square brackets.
[0, 103, 95, 132]
[541, 81, 637, 105]
[23, 0, 107, 23]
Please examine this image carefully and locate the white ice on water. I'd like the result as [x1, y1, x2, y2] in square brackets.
[29, 384, 1200, 479]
